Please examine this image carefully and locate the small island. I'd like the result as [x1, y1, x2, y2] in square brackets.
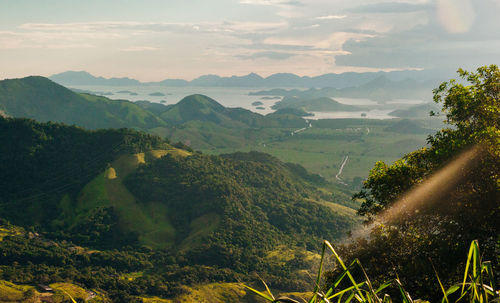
[252, 101, 264, 106]
[149, 92, 166, 96]
[116, 90, 136, 94]
[256, 106, 265, 110]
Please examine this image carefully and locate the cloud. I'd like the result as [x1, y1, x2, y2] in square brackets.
[333, 0, 500, 71]
[239, 0, 302, 6]
[315, 15, 347, 20]
[2, 0, 498, 80]
[0, 30, 98, 49]
[335, 24, 500, 70]
[237, 51, 296, 60]
[347, 2, 432, 14]
[263, 32, 375, 50]
[120, 46, 159, 52]
[18, 21, 288, 35]
[239, 0, 304, 18]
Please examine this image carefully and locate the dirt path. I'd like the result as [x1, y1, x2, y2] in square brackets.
[336, 155, 349, 185]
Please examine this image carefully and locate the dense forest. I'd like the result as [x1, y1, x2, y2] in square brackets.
[0, 116, 356, 301]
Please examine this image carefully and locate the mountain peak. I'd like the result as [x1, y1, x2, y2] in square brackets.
[49, 71, 140, 86]
[177, 94, 224, 109]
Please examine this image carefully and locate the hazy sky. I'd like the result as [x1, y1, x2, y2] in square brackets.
[1, 0, 499, 81]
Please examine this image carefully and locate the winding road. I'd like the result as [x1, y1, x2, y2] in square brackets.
[290, 119, 312, 136]
[336, 155, 349, 185]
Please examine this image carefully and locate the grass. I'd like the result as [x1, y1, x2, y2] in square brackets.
[0, 280, 33, 301]
[97, 152, 176, 248]
[0, 280, 106, 303]
[180, 213, 221, 250]
[305, 198, 360, 219]
[246, 240, 499, 303]
[209, 124, 428, 183]
[141, 283, 251, 303]
[67, 148, 192, 248]
[142, 296, 173, 302]
[265, 245, 321, 267]
[119, 272, 144, 281]
[176, 283, 250, 303]
[0, 226, 23, 241]
[50, 282, 89, 301]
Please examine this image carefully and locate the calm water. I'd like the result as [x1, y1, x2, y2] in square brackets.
[72, 85, 279, 115]
[308, 110, 396, 120]
[71, 85, 425, 119]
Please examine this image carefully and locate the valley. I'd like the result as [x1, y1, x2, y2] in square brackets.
[0, 66, 497, 302]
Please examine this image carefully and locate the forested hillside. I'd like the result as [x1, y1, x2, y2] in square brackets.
[0, 116, 357, 301]
[0, 76, 166, 130]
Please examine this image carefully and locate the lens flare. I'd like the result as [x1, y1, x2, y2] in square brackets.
[437, 0, 476, 33]
[347, 145, 483, 241]
[379, 145, 482, 222]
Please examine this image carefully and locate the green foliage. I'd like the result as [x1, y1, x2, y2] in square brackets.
[356, 65, 499, 218]
[0, 116, 166, 243]
[125, 151, 356, 253]
[346, 65, 499, 299]
[0, 116, 360, 300]
[249, 240, 499, 303]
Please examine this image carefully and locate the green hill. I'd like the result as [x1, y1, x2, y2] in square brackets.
[389, 102, 440, 118]
[0, 116, 168, 233]
[383, 119, 431, 134]
[160, 94, 245, 127]
[152, 94, 308, 148]
[0, 77, 310, 150]
[160, 94, 307, 129]
[0, 76, 166, 130]
[0, 116, 357, 300]
[0, 116, 356, 250]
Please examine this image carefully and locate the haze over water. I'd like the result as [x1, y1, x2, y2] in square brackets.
[71, 84, 428, 119]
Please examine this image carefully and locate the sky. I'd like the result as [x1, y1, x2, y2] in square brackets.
[0, 0, 499, 81]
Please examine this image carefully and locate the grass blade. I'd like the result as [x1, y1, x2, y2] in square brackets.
[462, 240, 477, 294]
[324, 240, 366, 302]
[261, 279, 275, 301]
[430, 259, 449, 303]
[244, 284, 275, 301]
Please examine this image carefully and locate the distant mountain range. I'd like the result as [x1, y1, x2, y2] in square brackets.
[48, 69, 450, 89]
[251, 75, 435, 102]
[0, 75, 439, 151]
[0, 76, 310, 148]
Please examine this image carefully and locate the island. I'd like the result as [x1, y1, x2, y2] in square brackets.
[149, 92, 166, 96]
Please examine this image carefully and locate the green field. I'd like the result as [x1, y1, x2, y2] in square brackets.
[206, 121, 432, 184]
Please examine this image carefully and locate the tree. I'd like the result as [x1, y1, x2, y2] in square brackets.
[335, 65, 499, 300]
[355, 64, 499, 219]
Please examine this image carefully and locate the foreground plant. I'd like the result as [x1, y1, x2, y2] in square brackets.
[245, 240, 499, 303]
[437, 240, 498, 303]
